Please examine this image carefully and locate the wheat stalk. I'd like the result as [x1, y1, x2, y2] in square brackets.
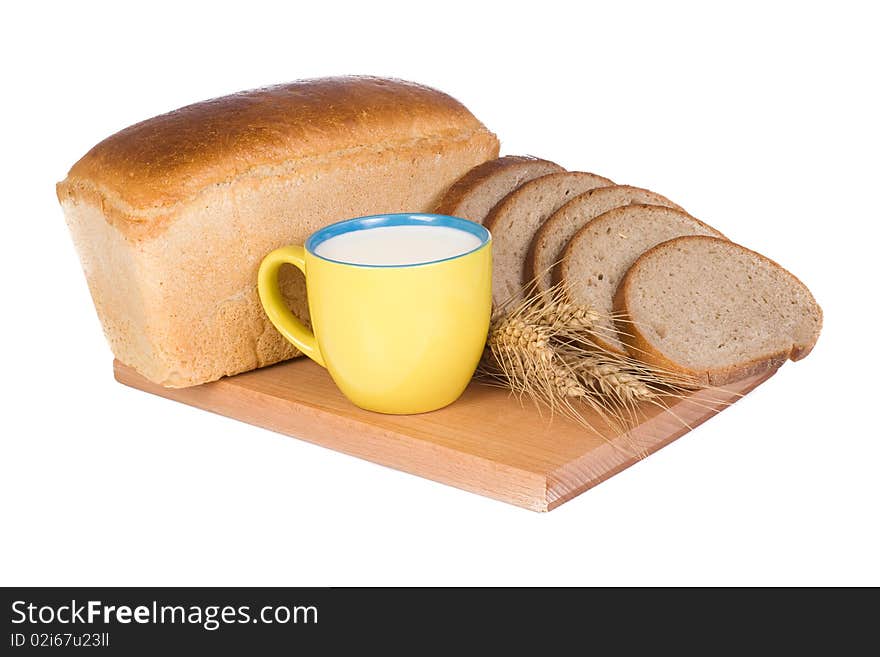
[536, 301, 601, 332]
[572, 354, 654, 403]
[479, 276, 743, 454]
[484, 317, 586, 402]
[478, 280, 715, 441]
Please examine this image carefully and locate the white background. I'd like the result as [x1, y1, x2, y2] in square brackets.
[2, 1, 877, 586]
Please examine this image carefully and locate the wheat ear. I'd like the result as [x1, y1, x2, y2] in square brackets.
[574, 355, 655, 403]
[486, 318, 585, 400]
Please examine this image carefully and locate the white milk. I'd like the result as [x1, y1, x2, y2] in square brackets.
[314, 225, 482, 266]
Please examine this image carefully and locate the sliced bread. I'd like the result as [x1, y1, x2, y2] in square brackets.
[558, 205, 724, 353]
[434, 155, 564, 223]
[613, 236, 822, 385]
[527, 185, 683, 294]
[485, 171, 614, 307]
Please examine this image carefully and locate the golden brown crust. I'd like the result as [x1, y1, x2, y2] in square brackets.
[613, 235, 823, 386]
[57, 76, 496, 238]
[434, 155, 563, 217]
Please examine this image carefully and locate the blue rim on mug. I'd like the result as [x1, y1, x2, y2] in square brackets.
[305, 213, 492, 268]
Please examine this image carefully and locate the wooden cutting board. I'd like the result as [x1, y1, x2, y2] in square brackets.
[115, 359, 774, 512]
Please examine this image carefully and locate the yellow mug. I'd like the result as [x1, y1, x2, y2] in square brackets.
[257, 213, 492, 414]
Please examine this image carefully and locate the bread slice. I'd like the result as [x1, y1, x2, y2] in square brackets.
[485, 171, 613, 307]
[435, 155, 564, 223]
[527, 185, 683, 293]
[613, 236, 822, 385]
[558, 205, 724, 353]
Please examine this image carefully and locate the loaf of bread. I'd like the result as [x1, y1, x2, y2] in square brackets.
[614, 236, 822, 385]
[57, 76, 499, 387]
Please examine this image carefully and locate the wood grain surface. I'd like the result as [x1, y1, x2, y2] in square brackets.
[115, 359, 774, 512]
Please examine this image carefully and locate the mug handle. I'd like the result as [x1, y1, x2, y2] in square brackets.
[257, 245, 326, 368]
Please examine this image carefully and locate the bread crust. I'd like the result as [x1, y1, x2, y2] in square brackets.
[613, 235, 823, 386]
[434, 155, 563, 220]
[57, 77, 499, 386]
[58, 76, 497, 241]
